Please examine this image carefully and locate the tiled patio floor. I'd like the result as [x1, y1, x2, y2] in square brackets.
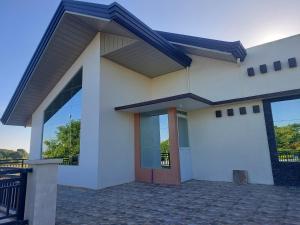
[56, 180, 300, 225]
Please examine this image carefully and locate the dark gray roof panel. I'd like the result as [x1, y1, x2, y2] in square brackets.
[157, 31, 247, 61]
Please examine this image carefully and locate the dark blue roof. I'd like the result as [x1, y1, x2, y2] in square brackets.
[157, 31, 247, 61]
[1, 0, 192, 125]
[1, 0, 247, 125]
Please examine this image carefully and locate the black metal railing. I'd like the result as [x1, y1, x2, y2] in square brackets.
[42, 155, 79, 166]
[278, 150, 300, 162]
[0, 168, 32, 225]
[61, 155, 78, 165]
[0, 159, 28, 169]
[161, 152, 170, 168]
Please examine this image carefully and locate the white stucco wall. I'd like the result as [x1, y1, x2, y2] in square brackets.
[30, 33, 101, 189]
[189, 100, 274, 185]
[151, 35, 300, 102]
[99, 57, 151, 188]
[29, 33, 300, 189]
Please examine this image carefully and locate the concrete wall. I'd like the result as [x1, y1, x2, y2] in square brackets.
[189, 100, 274, 184]
[29, 34, 101, 189]
[151, 35, 300, 101]
[99, 57, 151, 188]
[29, 34, 300, 188]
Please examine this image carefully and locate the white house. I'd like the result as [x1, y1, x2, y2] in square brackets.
[2, 0, 300, 189]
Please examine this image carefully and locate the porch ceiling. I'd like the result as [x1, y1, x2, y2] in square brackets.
[115, 93, 213, 112]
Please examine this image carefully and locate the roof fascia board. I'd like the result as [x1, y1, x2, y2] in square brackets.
[157, 31, 247, 62]
[107, 3, 192, 67]
[115, 88, 300, 112]
[115, 93, 213, 111]
[170, 41, 233, 57]
[1, 0, 192, 125]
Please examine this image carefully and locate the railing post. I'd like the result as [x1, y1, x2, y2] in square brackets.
[24, 159, 62, 225]
[17, 171, 28, 220]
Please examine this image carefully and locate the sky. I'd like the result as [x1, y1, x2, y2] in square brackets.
[272, 99, 300, 127]
[0, 0, 300, 151]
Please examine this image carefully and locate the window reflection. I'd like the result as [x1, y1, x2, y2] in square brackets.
[42, 70, 82, 165]
[271, 98, 300, 162]
[140, 111, 170, 169]
[178, 112, 189, 148]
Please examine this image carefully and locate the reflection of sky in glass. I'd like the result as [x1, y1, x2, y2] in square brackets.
[159, 114, 169, 142]
[271, 98, 300, 127]
[42, 90, 82, 151]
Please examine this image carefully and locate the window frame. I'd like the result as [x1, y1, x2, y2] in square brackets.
[40, 68, 83, 166]
[177, 111, 190, 148]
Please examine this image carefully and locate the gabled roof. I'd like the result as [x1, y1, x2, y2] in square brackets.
[1, 0, 247, 126]
[1, 0, 191, 126]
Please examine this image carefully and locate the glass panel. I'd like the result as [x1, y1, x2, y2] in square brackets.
[271, 98, 300, 162]
[178, 115, 189, 147]
[140, 112, 170, 169]
[42, 70, 82, 165]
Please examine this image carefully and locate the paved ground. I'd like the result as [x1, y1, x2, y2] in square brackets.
[56, 180, 300, 225]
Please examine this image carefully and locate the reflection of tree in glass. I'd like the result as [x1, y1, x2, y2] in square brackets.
[43, 120, 80, 160]
[160, 139, 169, 153]
[275, 123, 300, 152]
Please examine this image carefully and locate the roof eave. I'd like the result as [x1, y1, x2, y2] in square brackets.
[1, 0, 192, 126]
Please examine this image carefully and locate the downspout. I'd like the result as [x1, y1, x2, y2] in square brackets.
[186, 66, 191, 93]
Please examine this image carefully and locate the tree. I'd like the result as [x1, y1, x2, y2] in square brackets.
[274, 123, 300, 152]
[160, 139, 169, 153]
[43, 120, 80, 159]
[0, 149, 28, 159]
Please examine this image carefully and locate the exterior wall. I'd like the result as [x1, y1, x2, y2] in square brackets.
[179, 147, 193, 182]
[189, 100, 274, 184]
[151, 35, 300, 102]
[99, 57, 151, 188]
[29, 34, 300, 188]
[29, 34, 101, 189]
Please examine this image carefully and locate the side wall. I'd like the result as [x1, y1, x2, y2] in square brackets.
[99, 57, 151, 188]
[189, 100, 274, 184]
[30, 34, 101, 189]
[151, 35, 300, 101]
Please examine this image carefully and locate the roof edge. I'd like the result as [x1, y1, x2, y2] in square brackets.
[156, 31, 247, 61]
[115, 88, 300, 112]
[1, 0, 192, 125]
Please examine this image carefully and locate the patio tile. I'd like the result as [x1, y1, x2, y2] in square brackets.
[56, 180, 300, 225]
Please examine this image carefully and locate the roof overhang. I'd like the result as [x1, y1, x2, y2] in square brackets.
[115, 88, 300, 113]
[157, 31, 247, 62]
[1, 0, 192, 126]
[115, 93, 213, 112]
[1, 0, 248, 126]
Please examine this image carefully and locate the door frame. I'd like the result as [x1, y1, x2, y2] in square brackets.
[263, 95, 300, 186]
[134, 108, 181, 185]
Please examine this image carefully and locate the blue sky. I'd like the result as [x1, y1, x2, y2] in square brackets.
[1, 0, 300, 151]
[271, 99, 300, 127]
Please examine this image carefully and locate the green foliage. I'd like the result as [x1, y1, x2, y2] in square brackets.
[43, 120, 80, 159]
[274, 123, 300, 152]
[160, 139, 169, 153]
[0, 148, 28, 159]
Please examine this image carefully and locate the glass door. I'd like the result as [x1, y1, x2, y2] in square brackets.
[134, 108, 180, 185]
[140, 112, 169, 169]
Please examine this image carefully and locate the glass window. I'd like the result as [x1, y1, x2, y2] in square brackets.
[140, 111, 170, 169]
[42, 69, 82, 165]
[271, 98, 300, 162]
[178, 112, 189, 147]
